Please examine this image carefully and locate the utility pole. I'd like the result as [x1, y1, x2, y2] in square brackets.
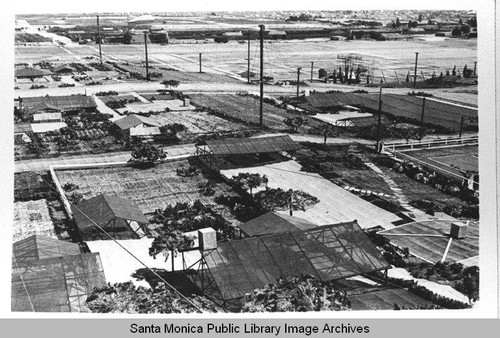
[296, 67, 302, 97]
[289, 190, 294, 216]
[96, 15, 102, 63]
[247, 32, 251, 84]
[199, 53, 202, 73]
[376, 86, 383, 152]
[413, 52, 419, 88]
[144, 32, 149, 81]
[459, 116, 465, 138]
[473, 61, 477, 77]
[419, 97, 426, 140]
[259, 24, 265, 128]
[310, 62, 314, 82]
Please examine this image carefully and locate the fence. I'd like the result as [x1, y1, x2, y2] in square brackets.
[382, 135, 478, 152]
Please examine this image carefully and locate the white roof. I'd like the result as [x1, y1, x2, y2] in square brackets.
[33, 112, 62, 122]
[31, 122, 67, 133]
[129, 126, 161, 136]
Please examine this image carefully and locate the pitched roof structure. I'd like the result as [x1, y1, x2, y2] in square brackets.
[196, 221, 390, 301]
[72, 194, 148, 230]
[114, 114, 162, 130]
[202, 135, 300, 156]
[239, 212, 316, 237]
[15, 67, 52, 78]
[13, 235, 81, 265]
[11, 253, 106, 312]
[21, 95, 98, 111]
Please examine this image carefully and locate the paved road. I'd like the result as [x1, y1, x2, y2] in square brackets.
[15, 143, 197, 173]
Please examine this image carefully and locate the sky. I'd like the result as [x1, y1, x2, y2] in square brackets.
[7, 0, 479, 15]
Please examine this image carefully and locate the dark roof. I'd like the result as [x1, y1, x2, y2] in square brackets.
[238, 70, 257, 78]
[14, 123, 33, 134]
[11, 253, 106, 312]
[15, 67, 52, 78]
[21, 95, 98, 111]
[72, 194, 149, 230]
[200, 221, 390, 300]
[53, 65, 75, 73]
[303, 92, 477, 131]
[13, 235, 81, 265]
[239, 211, 316, 237]
[113, 114, 161, 130]
[203, 135, 300, 156]
[378, 220, 479, 264]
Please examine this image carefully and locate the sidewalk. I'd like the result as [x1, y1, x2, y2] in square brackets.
[15, 144, 196, 173]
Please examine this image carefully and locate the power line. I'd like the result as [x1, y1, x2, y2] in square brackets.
[13, 153, 205, 313]
[12, 253, 36, 312]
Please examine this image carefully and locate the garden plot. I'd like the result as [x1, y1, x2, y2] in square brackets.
[188, 94, 321, 131]
[221, 160, 401, 229]
[13, 199, 56, 242]
[116, 100, 195, 114]
[55, 160, 242, 223]
[150, 111, 248, 134]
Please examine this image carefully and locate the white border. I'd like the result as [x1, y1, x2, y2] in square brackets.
[0, 0, 497, 319]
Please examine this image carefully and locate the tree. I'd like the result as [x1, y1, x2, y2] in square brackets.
[452, 27, 462, 37]
[469, 16, 477, 28]
[130, 143, 166, 165]
[231, 173, 268, 195]
[86, 282, 222, 313]
[242, 276, 350, 312]
[149, 229, 195, 271]
[460, 25, 471, 35]
[284, 116, 306, 132]
[319, 123, 337, 146]
[395, 17, 401, 28]
[161, 79, 180, 90]
[418, 13, 423, 22]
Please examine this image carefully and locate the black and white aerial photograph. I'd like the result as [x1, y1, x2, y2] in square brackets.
[6, 0, 495, 316]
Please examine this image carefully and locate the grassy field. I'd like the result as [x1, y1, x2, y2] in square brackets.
[402, 145, 478, 174]
[55, 159, 243, 225]
[188, 93, 322, 131]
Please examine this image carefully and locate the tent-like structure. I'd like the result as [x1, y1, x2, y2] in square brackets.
[196, 135, 300, 170]
[188, 221, 390, 306]
[71, 194, 149, 240]
[11, 235, 106, 312]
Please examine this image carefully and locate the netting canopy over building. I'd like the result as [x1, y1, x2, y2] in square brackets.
[13, 235, 81, 265]
[72, 194, 149, 240]
[11, 236, 106, 312]
[196, 135, 300, 169]
[239, 212, 316, 237]
[191, 221, 390, 304]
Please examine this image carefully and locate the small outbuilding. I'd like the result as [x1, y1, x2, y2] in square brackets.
[71, 194, 149, 240]
[113, 114, 162, 138]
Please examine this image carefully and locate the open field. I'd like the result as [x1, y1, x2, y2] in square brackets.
[16, 38, 476, 88]
[221, 160, 401, 229]
[55, 159, 243, 225]
[188, 93, 322, 131]
[150, 111, 252, 135]
[403, 145, 478, 174]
